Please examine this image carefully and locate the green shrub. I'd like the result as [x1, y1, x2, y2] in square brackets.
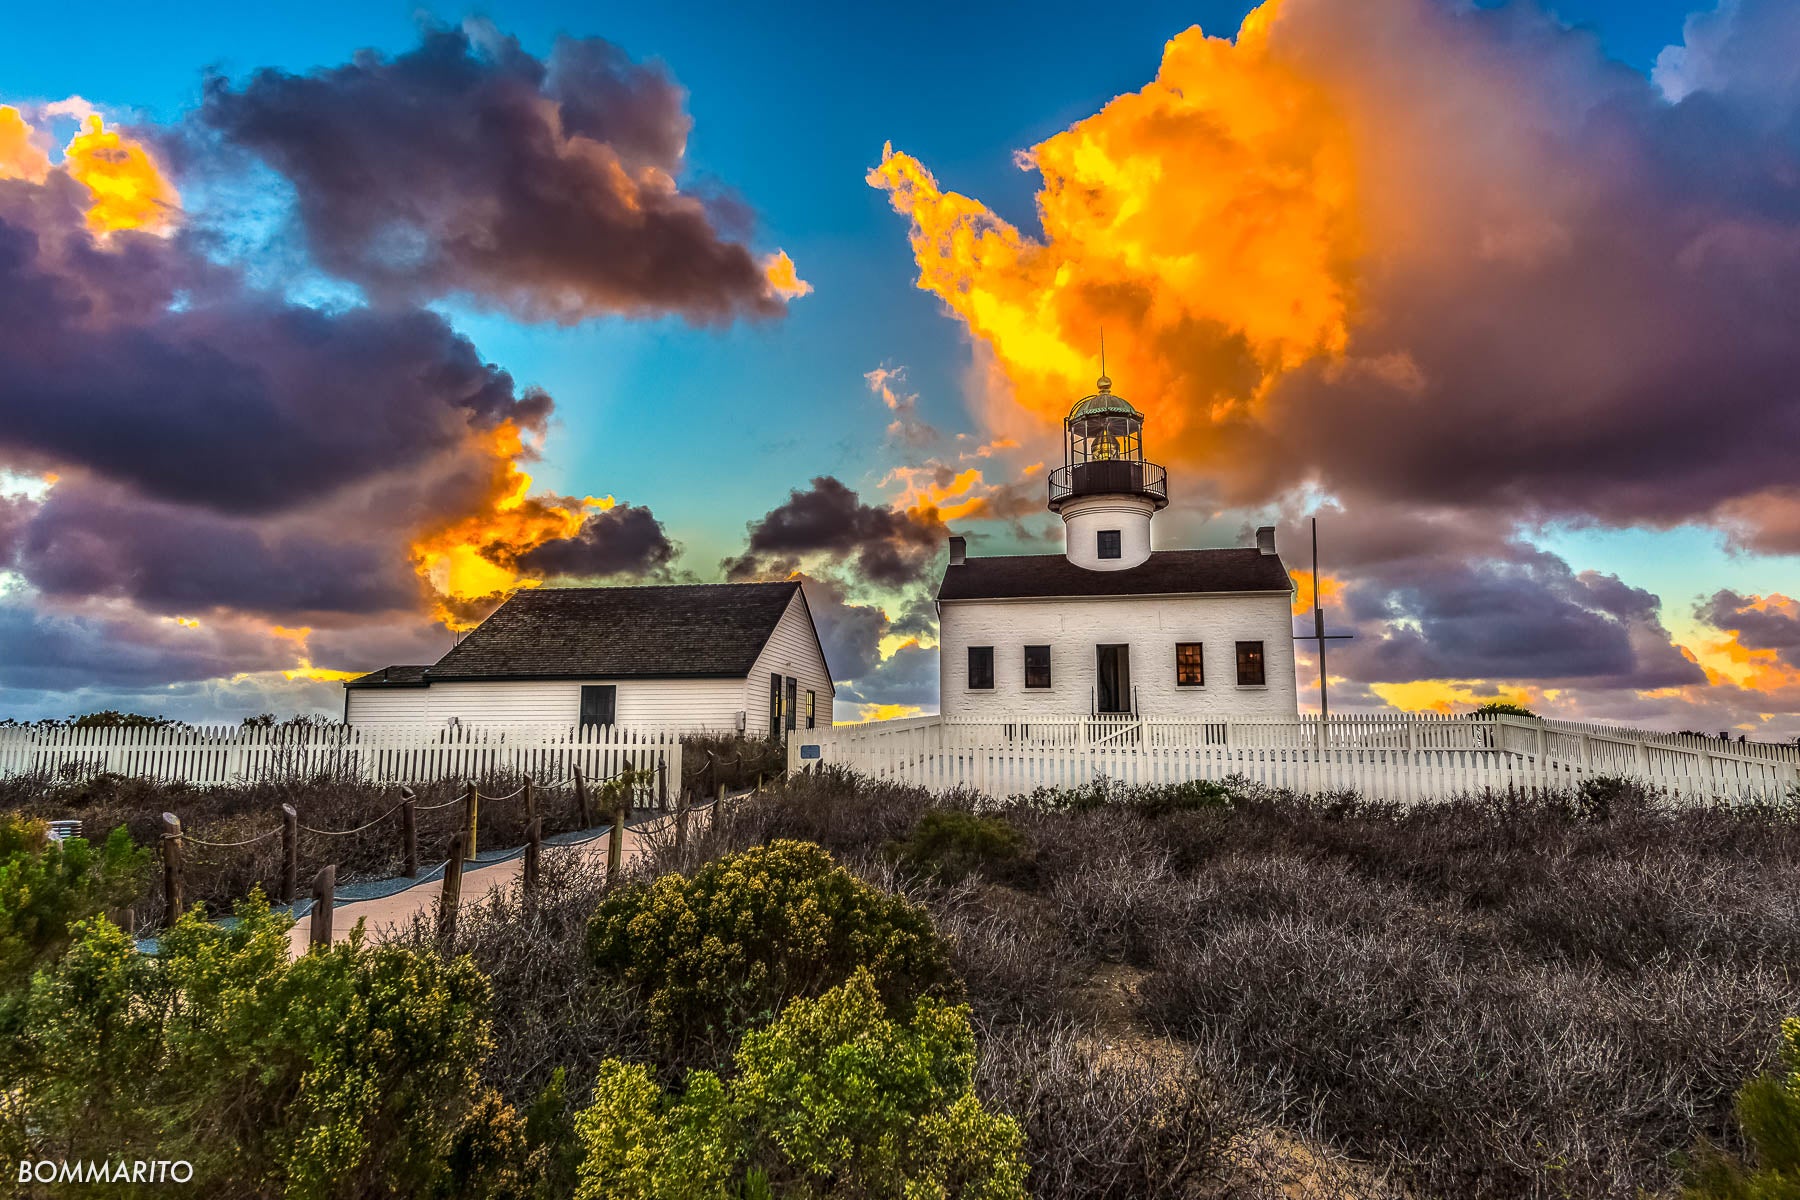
[573, 970, 1028, 1200]
[2, 894, 517, 1199]
[1688, 1017, 1800, 1199]
[586, 840, 957, 1068]
[0, 814, 148, 990]
[890, 809, 1027, 882]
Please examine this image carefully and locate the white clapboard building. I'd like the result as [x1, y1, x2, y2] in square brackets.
[346, 581, 833, 737]
[937, 373, 1299, 720]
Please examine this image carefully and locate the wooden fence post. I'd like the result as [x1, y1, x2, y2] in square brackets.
[573, 765, 590, 828]
[524, 816, 542, 898]
[657, 761, 668, 810]
[675, 791, 690, 854]
[280, 803, 298, 904]
[464, 782, 479, 862]
[400, 787, 418, 878]
[607, 800, 625, 883]
[440, 832, 466, 942]
[524, 773, 536, 824]
[308, 865, 335, 949]
[160, 812, 184, 924]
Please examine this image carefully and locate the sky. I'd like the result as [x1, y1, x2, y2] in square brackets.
[1, 0, 1798, 735]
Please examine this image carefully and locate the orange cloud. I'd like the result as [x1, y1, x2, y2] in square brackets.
[407, 421, 612, 629]
[1370, 680, 1541, 715]
[1289, 568, 1345, 616]
[64, 114, 180, 235]
[763, 249, 813, 300]
[884, 464, 991, 523]
[0, 105, 50, 182]
[869, 3, 1358, 451]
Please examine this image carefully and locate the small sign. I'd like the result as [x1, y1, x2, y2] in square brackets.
[800, 745, 822, 760]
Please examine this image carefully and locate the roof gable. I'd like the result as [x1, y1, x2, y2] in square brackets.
[425, 581, 803, 681]
[938, 548, 1292, 602]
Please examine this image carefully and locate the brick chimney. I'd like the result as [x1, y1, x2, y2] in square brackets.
[1255, 525, 1277, 556]
[948, 535, 966, 566]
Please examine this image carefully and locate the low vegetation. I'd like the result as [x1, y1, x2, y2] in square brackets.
[6, 760, 1800, 1198]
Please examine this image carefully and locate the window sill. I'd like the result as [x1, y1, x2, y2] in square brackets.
[1236, 683, 1269, 690]
[1176, 684, 1206, 690]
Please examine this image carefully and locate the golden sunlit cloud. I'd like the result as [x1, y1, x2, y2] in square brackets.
[763, 249, 813, 300]
[171, 615, 201, 629]
[869, 1, 1358, 456]
[1370, 680, 1541, 714]
[1690, 597, 1800, 695]
[0, 105, 50, 182]
[407, 421, 614, 629]
[1289, 568, 1345, 616]
[884, 464, 990, 522]
[64, 114, 180, 235]
[853, 702, 925, 723]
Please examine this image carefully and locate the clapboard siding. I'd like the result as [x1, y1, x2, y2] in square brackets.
[343, 688, 431, 726]
[742, 591, 835, 735]
[938, 592, 1299, 720]
[350, 678, 745, 731]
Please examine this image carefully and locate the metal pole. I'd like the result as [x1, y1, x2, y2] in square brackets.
[1314, 516, 1328, 725]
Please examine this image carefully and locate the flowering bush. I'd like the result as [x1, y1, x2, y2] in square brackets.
[586, 840, 956, 1067]
[574, 970, 1027, 1200]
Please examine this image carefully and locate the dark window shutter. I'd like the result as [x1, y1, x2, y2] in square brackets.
[785, 677, 798, 730]
[579, 685, 616, 728]
[770, 673, 782, 739]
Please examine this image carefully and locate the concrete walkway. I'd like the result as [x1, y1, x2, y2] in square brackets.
[282, 808, 693, 957]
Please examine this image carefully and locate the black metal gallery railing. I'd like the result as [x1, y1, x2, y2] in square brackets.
[1047, 460, 1169, 507]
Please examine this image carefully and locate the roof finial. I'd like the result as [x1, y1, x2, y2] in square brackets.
[1097, 328, 1111, 393]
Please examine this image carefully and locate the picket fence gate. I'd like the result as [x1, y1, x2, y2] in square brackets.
[0, 722, 683, 791]
[787, 712, 1800, 803]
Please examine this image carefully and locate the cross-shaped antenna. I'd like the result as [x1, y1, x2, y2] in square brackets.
[1295, 515, 1354, 721]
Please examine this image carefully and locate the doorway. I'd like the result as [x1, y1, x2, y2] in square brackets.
[1095, 644, 1132, 714]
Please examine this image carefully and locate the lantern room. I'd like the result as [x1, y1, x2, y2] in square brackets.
[1047, 374, 1169, 514]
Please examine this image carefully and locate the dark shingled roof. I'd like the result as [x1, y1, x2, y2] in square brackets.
[345, 665, 432, 689]
[938, 549, 1293, 602]
[423, 581, 804, 681]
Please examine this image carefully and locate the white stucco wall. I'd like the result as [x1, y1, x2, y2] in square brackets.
[937, 591, 1299, 720]
[1060, 494, 1156, 570]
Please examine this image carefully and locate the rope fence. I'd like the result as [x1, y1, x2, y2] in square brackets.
[147, 761, 686, 937]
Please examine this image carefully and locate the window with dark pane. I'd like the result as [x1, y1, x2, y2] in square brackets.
[806, 690, 816, 729]
[968, 645, 995, 690]
[1097, 529, 1122, 559]
[1024, 645, 1052, 689]
[785, 677, 798, 730]
[1176, 642, 1204, 687]
[579, 684, 616, 728]
[1236, 641, 1266, 686]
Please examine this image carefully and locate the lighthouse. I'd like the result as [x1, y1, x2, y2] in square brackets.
[1046, 371, 1169, 570]
[935, 369, 1299, 720]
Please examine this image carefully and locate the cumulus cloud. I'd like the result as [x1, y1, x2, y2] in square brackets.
[200, 23, 805, 324]
[0, 22, 796, 717]
[513, 503, 677, 580]
[723, 476, 946, 589]
[871, 0, 1800, 547]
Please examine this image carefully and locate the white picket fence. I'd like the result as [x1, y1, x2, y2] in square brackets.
[0, 722, 684, 792]
[788, 713, 1800, 803]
